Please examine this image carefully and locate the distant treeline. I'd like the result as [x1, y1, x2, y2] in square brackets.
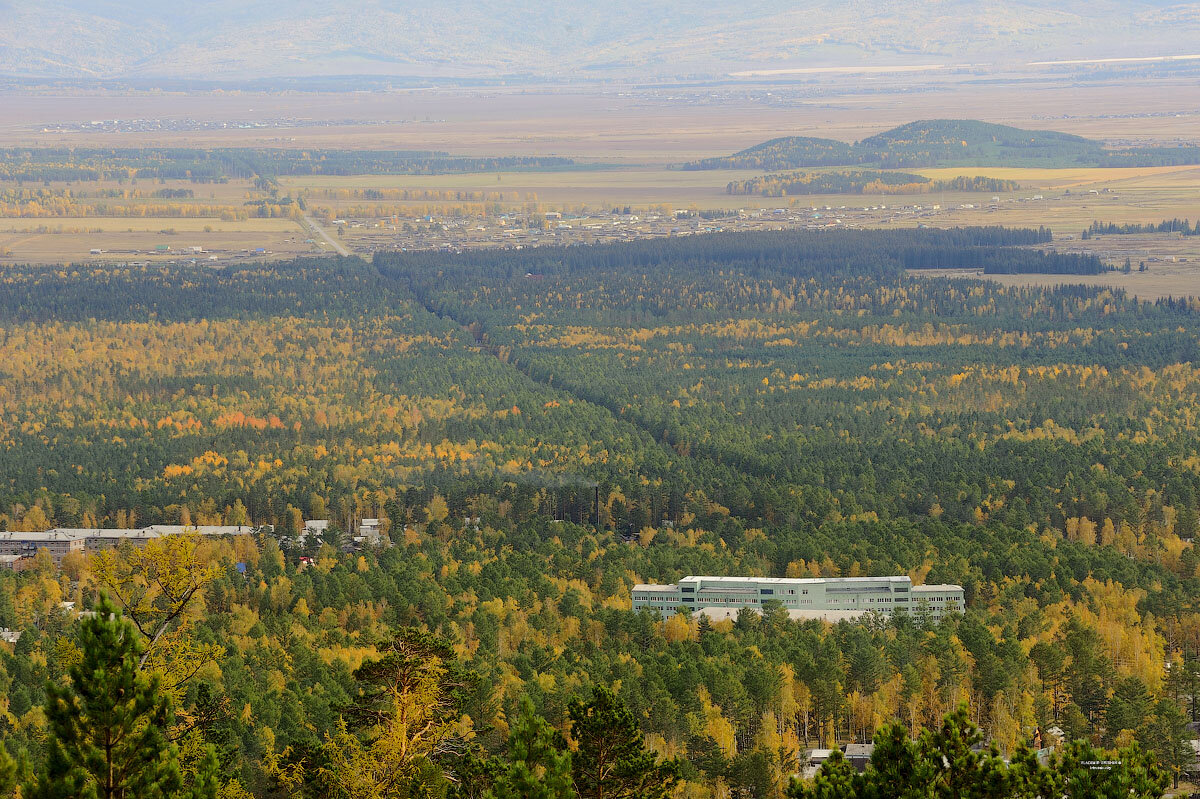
[686, 119, 1200, 171]
[1082, 219, 1200, 238]
[378, 225, 1103, 284]
[0, 147, 575, 183]
[935, 175, 1022, 193]
[726, 170, 1020, 196]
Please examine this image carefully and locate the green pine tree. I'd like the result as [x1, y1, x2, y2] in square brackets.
[920, 704, 1009, 799]
[1007, 744, 1060, 799]
[1105, 676, 1152, 745]
[24, 593, 183, 799]
[488, 696, 575, 799]
[188, 745, 221, 799]
[567, 686, 680, 799]
[786, 749, 862, 799]
[1055, 739, 1166, 798]
[1143, 699, 1190, 789]
[863, 722, 930, 799]
[0, 746, 17, 799]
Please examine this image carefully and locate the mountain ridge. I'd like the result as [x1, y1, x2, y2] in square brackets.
[2, 1, 1200, 81]
[684, 119, 1200, 169]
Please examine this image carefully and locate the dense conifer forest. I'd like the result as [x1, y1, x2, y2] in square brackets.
[0, 227, 1197, 797]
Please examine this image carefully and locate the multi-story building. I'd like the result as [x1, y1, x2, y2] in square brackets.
[0, 554, 33, 571]
[0, 531, 86, 564]
[2, 526, 255, 563]
[632, 575, 964, 621]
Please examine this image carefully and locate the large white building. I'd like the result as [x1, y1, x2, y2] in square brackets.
[632, 575, 964, 622]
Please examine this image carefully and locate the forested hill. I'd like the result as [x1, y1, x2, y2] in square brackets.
[684, 119, 1200, 170]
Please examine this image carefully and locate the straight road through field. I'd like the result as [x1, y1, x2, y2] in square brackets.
[304, 214, 350, 257]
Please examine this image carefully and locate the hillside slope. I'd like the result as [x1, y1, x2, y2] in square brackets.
[685, 119, 1200, 169]
[1, 0, 1200, 80]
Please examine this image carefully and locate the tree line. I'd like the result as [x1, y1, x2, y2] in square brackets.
[725, 171, 1020, 197]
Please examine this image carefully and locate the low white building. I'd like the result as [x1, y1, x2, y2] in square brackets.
[302, 519, 330, 545]
[632, 575, 964, 621]
[358, 518, 382, 545]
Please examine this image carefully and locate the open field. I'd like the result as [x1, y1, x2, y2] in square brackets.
[284, 163, 1200, 215]
[0, 217, 301, 233]
[913, 260, 1200, 301]
[2, 74, 1200, 162]
[5, 162, 1199, 263]
[912, 231, 1200, 300]
[1, 73, 1199, 263]
[280, 167, 768, 209]
[0, 215, 315, 264]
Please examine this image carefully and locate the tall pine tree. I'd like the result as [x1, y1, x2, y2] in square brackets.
[0, 746, 17, 799]
[25, 593, 182, 799]
[567, 686, 680, 799]
[488, 696, 575, 799]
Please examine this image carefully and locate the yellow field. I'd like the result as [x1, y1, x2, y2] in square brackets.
[281, 168, 774, 210]
[914, 261, 1200, 302]
[282, 163, 1200, 215]
[0, 217, 303, 233]
[3, 145, 1199, 264]
[282, 168, 768, 191]
[913, 165, 1200, 186]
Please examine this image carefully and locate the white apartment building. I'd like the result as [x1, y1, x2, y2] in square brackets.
[632, 575, 964, 622]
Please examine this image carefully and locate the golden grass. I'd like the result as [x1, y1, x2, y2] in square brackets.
[913, 263, 1200, 302]
[913, 165, 1199, 186]
[0, 217, 304, 233]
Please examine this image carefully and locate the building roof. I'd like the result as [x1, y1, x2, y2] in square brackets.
[912, 583, 965, 592]
[10, 526, 253, 542]
[633, 584, 678, 592]
[682, 575, 911, 586]
[2, 530, 87, 541]
[144, 525, 252, 536]
[83, 528, 160, 538]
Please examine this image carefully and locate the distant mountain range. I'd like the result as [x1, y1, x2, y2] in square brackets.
[684, 120, 1200, 169]
[2, 1, 1200, 81]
